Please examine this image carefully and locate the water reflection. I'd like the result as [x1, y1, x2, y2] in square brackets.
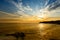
[0, 23, 60, 40]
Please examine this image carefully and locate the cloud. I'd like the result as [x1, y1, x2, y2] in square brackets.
[23, 5, 32, 11]
[44, 0, 50, 7]
[0, 11, 20, 18]
[0, 0, 30, 18]
[10, 0, 32, 11]
[3, 0, 60, 18]
[36, 0, 60, 17]
[4, 0, 30, 17]
[48, 0, 60, 10]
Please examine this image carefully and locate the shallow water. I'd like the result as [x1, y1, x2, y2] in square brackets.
[0, 23, 60, 40]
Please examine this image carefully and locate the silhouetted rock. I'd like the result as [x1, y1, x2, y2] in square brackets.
[6, 32, 25, 40]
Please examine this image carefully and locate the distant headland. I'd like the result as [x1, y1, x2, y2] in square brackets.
[40, 20, 60, 24]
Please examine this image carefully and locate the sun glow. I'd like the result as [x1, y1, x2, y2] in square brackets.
[34, 8, 50, 18]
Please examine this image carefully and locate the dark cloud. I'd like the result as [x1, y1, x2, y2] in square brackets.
[48, 0, 60, 11]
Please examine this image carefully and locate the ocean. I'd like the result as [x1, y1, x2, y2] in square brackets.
[0, 23, 60, 40]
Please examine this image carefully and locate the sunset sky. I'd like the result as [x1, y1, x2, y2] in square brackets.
[0, 0, 60, 18]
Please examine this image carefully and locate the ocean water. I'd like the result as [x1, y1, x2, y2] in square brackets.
[0, 23, 60, 40]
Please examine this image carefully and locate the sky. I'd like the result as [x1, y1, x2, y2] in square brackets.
[0, 0, 60, 18]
